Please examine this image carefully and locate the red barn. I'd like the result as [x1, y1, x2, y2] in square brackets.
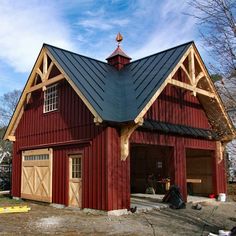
[4, 36, 235, 213]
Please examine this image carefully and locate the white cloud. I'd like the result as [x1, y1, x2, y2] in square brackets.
[79, 18, 129, 30]
[0, 0, 76, 73]
[130, 0, 197, 60]
[78, 16, 129, 31]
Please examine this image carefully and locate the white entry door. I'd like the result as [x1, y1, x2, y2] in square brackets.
[69, 154, 82, 207]
[21, 149, 52, 203]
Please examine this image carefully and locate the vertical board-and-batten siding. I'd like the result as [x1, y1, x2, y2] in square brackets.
[12, 80, 110, 210]
[131, 70, 226, 199]
[12, 67, 226, 210]
[145, 70, 211, 129]
[106, 127, 130, 210]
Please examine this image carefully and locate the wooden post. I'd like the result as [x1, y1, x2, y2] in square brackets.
[173, 138, 187, 201]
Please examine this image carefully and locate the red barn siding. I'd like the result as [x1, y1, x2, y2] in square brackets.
[15, 81, 96, 146]
[130, 131, 226, 200]
[12, 80, 109, 210]
[106, 127, 130, 210]
[213, 152, 227, 195]
[145, 71, 211, 130]
[136, 76, 221, 201]
[12, 143, 21, 197]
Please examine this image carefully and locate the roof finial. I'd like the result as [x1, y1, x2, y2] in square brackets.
[116, 32, 123, 46]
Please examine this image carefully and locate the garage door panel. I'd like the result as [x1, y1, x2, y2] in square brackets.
[21, 149, 52, 203]
[22, 167, 35, 194]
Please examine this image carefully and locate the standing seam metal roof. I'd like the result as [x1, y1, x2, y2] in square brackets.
[45, 41, 193, 122]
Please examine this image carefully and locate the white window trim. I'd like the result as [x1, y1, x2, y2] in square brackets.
[43, 83, 58, 113]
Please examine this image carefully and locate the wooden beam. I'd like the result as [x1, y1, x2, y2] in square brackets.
[10, 107, 24, 138]
[134, 45, 194, 124]
[46, 49, 103, 124]
[7, 135, 16, 142]
[180, 64, 191, 82]
[169, 78, 215, 98]
[189, 49, 195, 85]
[3, 48, 46, 140]
[195, 72, 205, 85]
[27, 74, 64, 93]
[193, 45, 236, 135]
[93, 116, 103, 125]
[43, 53, 47, 76]
[120, 123, 140, 160]
[36, 68, 43, 81]
[45, 62, 54, 81]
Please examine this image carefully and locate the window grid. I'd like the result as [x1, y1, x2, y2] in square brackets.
[44, 84, 58, 113]
[72, 157, 81, 179]
[24, 154, 49, 161]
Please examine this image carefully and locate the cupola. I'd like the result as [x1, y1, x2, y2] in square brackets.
[106, 33, 131, 70]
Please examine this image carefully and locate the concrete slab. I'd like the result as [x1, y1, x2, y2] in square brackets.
[131, 193, 217, 205]
[187, 195, 217, 204]
[131, 196, 168, 213]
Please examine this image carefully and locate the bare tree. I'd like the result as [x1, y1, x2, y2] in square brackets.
[0, 127, 11, 164]
[189, 0, 236, 77]
[189, 0, 236, 182]
[0, 89, 21, 127]
[0, 90, 21, 164]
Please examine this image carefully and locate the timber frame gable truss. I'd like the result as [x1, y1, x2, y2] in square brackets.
[4, 46, 103, 141]
[133, 44, 235, 139]
[123, 44, 235, 160]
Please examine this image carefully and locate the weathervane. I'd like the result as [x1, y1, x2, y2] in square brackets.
[116, 32, 123, 46]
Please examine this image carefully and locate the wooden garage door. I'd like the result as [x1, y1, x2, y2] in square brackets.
[21, 149, 52, 203]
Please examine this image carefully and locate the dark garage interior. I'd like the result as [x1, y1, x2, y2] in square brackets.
[130, 145, 173, 194]
[186, 148, 213, 196]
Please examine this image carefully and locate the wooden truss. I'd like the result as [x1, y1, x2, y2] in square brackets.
[169, 49, 215, 98]
[120, 118, 143, 161]
[4, 47, 103, 141]
[122, 44, 235, 160]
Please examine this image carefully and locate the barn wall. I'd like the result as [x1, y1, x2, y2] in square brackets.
[11, 142, 21, 197]
[12, 80, 109, 210]
[145, 71, 212, 130]
[15, 80, 96, 146]
[106, 127, 130, 210]
[130, 131, 226, 200]
[51, 134, 107, 210]
[213, 151, 227, 195]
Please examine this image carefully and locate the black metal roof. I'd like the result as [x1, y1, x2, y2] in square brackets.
[140, 119, 218, 140]
[45, 41, 193, 122]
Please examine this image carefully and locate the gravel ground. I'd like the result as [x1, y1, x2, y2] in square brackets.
[0, 196, 236, 236]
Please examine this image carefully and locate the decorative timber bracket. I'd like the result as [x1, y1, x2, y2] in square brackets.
[120, 118, 143, 161]
[168, 48, 215, 99]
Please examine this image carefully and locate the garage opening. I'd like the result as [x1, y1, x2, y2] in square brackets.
[130, 145, 173, 195]
[186, 149, 213, 196]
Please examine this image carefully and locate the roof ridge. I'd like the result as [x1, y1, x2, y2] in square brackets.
[43, 43, 109, 65]
[128, 41, 194, 65]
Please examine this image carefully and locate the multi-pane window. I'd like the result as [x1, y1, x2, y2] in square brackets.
[24, 154, 49, 161]
[71, 156, 82, 179]
[44, 84, 58, 113]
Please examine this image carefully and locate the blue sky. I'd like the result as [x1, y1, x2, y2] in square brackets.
[0, 0, 203, 96]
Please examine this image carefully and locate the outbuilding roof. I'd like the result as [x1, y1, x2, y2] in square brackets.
[45, 41, 191, 122]
[4, 40, 236, 141]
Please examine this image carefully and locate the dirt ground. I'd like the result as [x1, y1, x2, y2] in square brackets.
[0, 195, 236, 236]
